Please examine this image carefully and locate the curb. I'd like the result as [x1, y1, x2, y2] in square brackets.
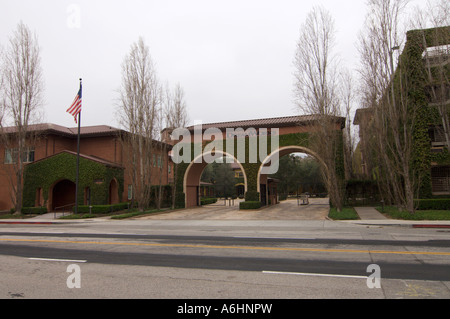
[341, 220, 450, 228]
[412, 224, 450, 229]
[0, 221, 56, 225]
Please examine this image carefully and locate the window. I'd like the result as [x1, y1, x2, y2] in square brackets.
[426, 84, 450, 104]
[4, 149, 14, 164]
[127, 185, 133, 200]
[429, 126, 447, 144]
[26, 148, 35, 162]
[431, 166, 450, 194]
[4, 148, 35, 164]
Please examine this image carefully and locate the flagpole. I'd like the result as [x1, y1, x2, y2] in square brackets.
[74, 78, 82, 214]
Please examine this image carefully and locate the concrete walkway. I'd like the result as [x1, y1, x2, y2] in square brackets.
[354, 207, 388, 220]
[31, 212, 72, 219]
[137, 198, 330, 220]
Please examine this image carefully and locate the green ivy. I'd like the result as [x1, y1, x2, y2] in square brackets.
[405, 28, 450, 198]
[23, 152, 124, 208]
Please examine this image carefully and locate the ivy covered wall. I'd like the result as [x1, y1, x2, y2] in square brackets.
[174, 131, 345, 208]
[406, 27, 450, 198]
[23, 151, 124, 209]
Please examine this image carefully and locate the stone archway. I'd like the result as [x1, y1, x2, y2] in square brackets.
[257, 146, 329, 206]
[173, 115, 345, 210]
[183, 151, 248, 208]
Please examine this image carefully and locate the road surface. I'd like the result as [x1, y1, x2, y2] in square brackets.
[1, 215, 450, 300]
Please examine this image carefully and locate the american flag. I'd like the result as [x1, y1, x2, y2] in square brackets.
[66, 84, 82, 123]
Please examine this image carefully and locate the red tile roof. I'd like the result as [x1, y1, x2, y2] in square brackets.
[186, 114, 345, 131]
[0, 123, 124, 137]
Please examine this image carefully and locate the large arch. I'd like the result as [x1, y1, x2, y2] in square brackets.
[183, 150, 248, 208]
[257, 146, 329, 205]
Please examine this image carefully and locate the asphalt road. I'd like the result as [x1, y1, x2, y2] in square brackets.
[1, 218, 450, 300]
[1, 198, 450, 301]
[1, 232, 450, 281]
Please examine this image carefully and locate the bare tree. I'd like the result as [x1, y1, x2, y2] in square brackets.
[164, 83, 189, 209]
[340, 70, 357, 180]
[117, 37, 162, 212]
[358, 0, 423, 213]
[293, 6, 345, 211]
[0, 22, 44, 213]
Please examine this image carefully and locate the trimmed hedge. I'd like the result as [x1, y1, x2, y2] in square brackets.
[414, 199, 450, 210]
[239, 201, 262, 210]
[201, 197, 218, 205]
[22, 207, 48, 215]
[73, 202, 130, 214]
[245, 191, 260, 202]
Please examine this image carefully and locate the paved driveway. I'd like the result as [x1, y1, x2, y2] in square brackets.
[137, 198, 330, 220]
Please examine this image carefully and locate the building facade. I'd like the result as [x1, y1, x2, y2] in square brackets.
[354, 26, 450, 197]
[0, 123, 173, 212]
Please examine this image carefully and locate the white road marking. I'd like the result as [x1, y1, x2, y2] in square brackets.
[234, 236, 315, 240]
[262, 270, 367, 279]
[28, 257, 87, 263]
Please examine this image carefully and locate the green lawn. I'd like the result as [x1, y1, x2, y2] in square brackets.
[58, 208, 168, 220]
[328, 207, 360, 220]
[376, 206, 450, 220]
[0, 213, 30, 219]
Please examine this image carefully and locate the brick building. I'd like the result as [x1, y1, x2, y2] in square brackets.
[0, 123, 173, 212]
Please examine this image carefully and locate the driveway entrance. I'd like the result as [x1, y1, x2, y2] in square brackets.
[138, 198, 329, 220]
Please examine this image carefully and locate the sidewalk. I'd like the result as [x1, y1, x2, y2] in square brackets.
[347, 207, 450, 228]
[1, 205, 450, 228]
[354, 207, 388, 220]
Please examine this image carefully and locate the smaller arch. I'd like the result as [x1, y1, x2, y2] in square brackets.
[109, 178, 119, 205]
[183, 150, 248, 208]
[35, 187, 43, 207]
[49, 179, 76, 212]
[257, 145, 329, 196]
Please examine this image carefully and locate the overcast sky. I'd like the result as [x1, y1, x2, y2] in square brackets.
[1, 0, 426, 128]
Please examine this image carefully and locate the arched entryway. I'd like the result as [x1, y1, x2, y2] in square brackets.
[109, 178, 119, 205]
[184, 151, 248, 208]
[50, 179, 76, 211]
[258, 146, 328, 206]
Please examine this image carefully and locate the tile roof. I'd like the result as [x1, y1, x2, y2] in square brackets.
[1, 123, 173, 150]
[186, 114, 345, 131]
[0, 123, 124, 137]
